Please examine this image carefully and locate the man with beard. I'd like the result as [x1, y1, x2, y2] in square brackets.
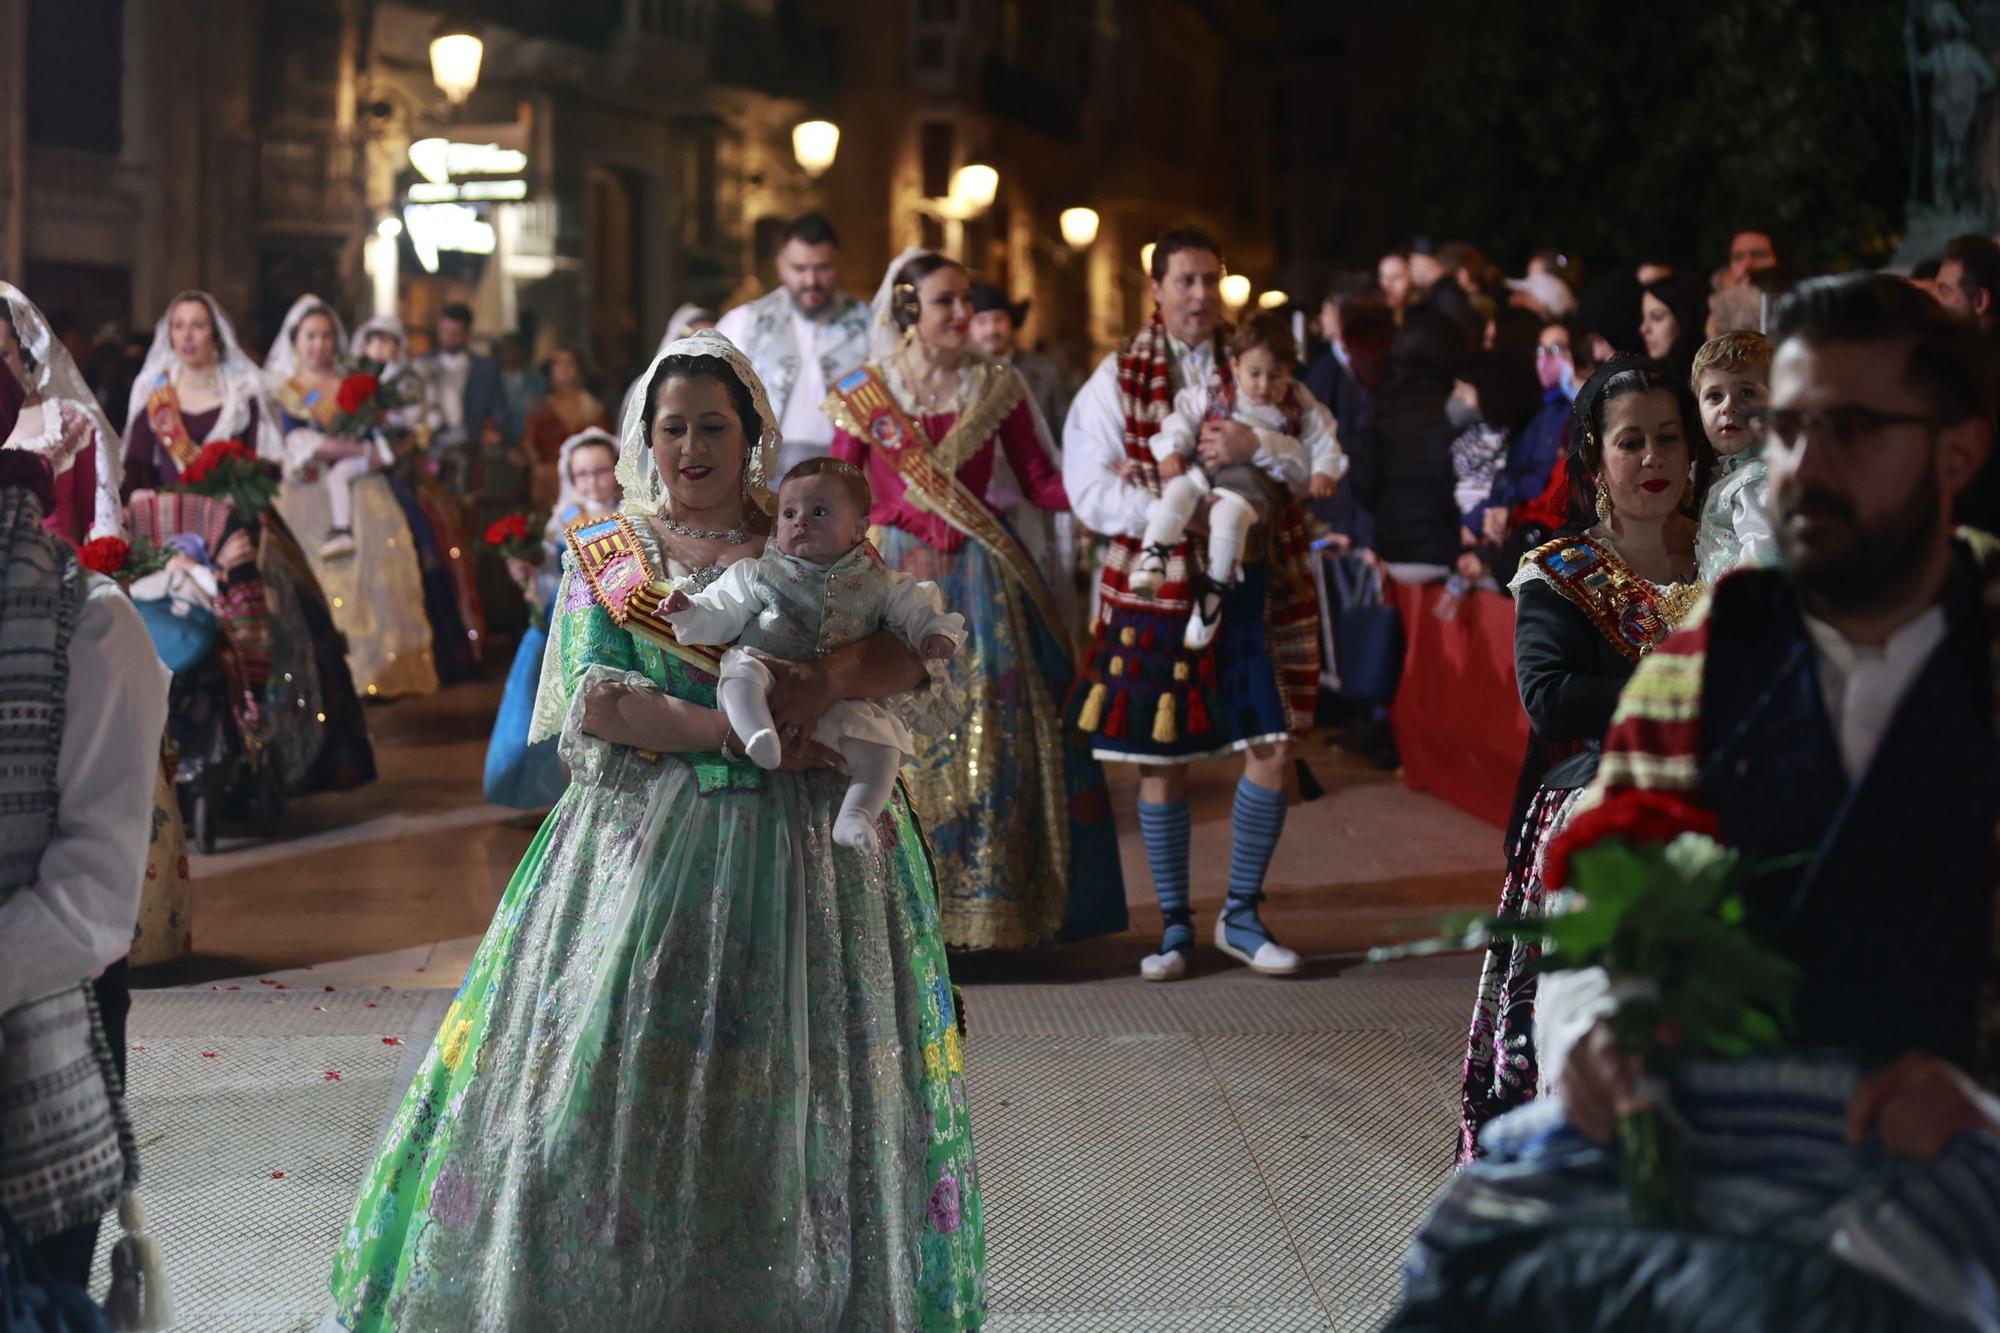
[716, 213, 872, 480]
[1387, 273, 2000, 1330]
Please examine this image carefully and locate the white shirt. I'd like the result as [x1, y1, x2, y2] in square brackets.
[431, 350, 471, 432]
[1064, 335, 1239, 538]
[0, 576, 171, 1013]
[1801, 605, 1949, 782]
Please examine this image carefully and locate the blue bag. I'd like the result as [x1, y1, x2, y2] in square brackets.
[133, 598, 218, 676]
[1326, 553, 1403, 704]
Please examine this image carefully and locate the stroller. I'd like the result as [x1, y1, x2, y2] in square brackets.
[127, 491, 285, 852]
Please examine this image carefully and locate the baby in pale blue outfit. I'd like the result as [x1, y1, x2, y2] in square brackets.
[664, 459, 963, 853]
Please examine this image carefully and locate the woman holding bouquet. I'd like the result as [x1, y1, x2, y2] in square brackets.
[267, 295, 439, 700]
[123, 291, 376, 793]
[348, 315, 485, 686]
[1457, 354, 1709, 1159]
[481, 426, 622, 808]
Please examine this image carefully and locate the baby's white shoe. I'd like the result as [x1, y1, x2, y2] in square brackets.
[743, 728, 782, 769]
[1128, 543, 1171, 596]
[833, 811, 880, 855]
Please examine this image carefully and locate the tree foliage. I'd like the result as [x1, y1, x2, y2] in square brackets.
[1388, 0, 1912, 272]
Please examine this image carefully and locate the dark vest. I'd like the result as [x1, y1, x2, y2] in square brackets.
[1698, 558, 1998, 1069]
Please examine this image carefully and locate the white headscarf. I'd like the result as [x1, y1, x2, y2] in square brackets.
[125, 290, 282, 461]
[548, 425, 621, 541]
[348, 314, 406, 366]
[265, 294, 350, 387]
[615, 328, 781, 520]
[0, 283, 125, 539]
[868, 245, 935, 362]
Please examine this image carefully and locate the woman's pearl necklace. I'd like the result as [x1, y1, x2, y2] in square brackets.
[657, 512, 750, 545]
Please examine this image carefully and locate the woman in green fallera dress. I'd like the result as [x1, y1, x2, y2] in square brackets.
[328, 331, 985, 1330]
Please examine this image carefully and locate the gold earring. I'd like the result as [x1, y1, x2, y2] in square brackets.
[1594, 475, 1613, 524]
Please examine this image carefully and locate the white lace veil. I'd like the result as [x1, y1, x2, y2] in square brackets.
[0, 282, 120, 471]
[265, 294, 350, 386]
[868, 245, 934, 362]
[614, 328, 780, 519]
[548, 425, 621, 539]
[125, 289, 282, 460]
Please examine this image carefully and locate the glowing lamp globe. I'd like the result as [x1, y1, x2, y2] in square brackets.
[1140, 242, 1156, 275]
[1220, 274, 1252, 308]
[1257, 289, 1290, 310]
[1059, 207, 1100, 251]
[429, 25, 484, 105]
[949, 164, 999, 214]
[792, 121, 840, 178]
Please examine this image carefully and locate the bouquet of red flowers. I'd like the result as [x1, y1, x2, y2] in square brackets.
[1374, 790, 1800, 1226]
[77, 534, 171, 583]
[169, 439, 281, 518]
[484, 512, 545, 565]
[327, 358, 424, 441]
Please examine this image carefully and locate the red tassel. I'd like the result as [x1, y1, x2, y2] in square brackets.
[1140, 629, 1156, 650]
[1104, 688, 1130, 739]
[1188, 688, 1213, 735]
[1198, 652, 1218, 687]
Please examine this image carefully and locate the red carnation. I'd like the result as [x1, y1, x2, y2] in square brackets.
[483, 518, 510, 546]
[336, 374, 379, 415]
[1542, 790, 1719, 894]
[503, 514, 528, 541]
[78, 536, 131, 577]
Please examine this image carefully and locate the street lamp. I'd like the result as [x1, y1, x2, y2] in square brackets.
[1220, 274, 1252, 309]
[429, 19, 484, 105]
[1059, 208, 1099, 251]
[1257, 289, 1290, 310]
[793, 120, 840, 178]
[948, 164, 999, 215]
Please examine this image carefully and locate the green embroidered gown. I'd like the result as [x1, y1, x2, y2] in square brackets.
[328, 542, 986, 1330]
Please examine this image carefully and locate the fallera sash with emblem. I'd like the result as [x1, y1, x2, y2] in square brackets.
[825, 364, 1071, 660]
[144, 377, 201, 470]
[565, 512, 722, 671]
[1525, 535, 1701, 664]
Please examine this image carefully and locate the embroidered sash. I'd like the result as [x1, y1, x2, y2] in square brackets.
[826, 364, 1071, 655]
[144, 377, 201, 470]
[565, 513, 721, 670]
[1526, 536, 1698, 664]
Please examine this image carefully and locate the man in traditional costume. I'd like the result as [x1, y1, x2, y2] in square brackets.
[1390, 274, 2000, 1330]
[716, 213, 872, 481]
[1062, 227, 1321, 980]
[0, 360, 170, 1293]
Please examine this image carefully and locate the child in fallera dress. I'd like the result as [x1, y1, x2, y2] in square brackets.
[663, 458, 965, 855]
[1128, 313, 1343, 649]
[1691, 330, 1776, 585]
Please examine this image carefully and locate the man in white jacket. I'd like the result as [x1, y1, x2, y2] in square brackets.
[0, 370, 169, 1284]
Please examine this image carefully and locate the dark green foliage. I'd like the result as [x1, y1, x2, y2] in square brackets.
[1389, 0, 1912, 271]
